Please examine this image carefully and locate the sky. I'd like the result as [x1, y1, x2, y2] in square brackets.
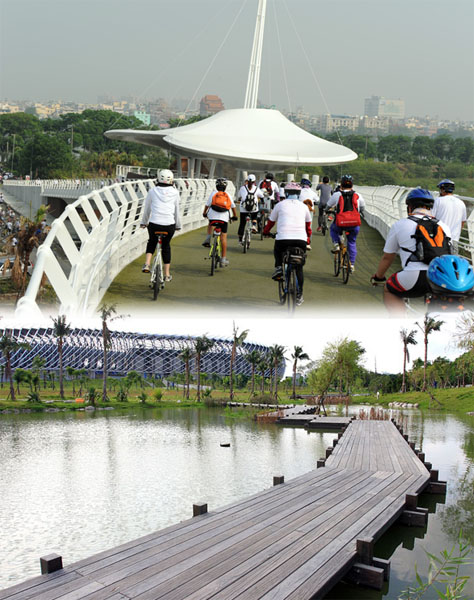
[1, 0, 473, 122]
[1, 313, 464, 376]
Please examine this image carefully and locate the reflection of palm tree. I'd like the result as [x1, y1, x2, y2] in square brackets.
[291, 346, 309, 400]
[400, 328, 417, 393]
[52, 315, 71, 400]
[416, 316, 444, 392]
[179, 347, 195, 400]
[230, 324, 248, 401]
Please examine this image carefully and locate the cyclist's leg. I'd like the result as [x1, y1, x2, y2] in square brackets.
[237, 212, 246, 241]
[385, 270, 429, 316]
[345, 226, 360, 265]
[144, 223, 159, 271]
[219, 222, 229, 257]
[160, 224, 176, 278]
[250, 211, 258, 232]
[272, 239, 285, 279]
[318, 206, 324, 229]
[329, 222, 341, 248]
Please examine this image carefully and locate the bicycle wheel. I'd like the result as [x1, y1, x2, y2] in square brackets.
[278, 272, 286, 304]
[287, 268, 297, 313]
[243, 229, 249, 254]
[153, 257, 162, 300]
[210, 239, 217, 276]
[342, 251, 351, 284]
[260, 214, 266, 240]
[333, 250, 341, 277]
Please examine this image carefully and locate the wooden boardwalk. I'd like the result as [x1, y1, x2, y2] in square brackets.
[1, 420, 440, 600]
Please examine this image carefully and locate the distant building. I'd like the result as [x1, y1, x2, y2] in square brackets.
[318, 114, 359, 133]
[364, 96, 405, 120]
[134, 111, 151, 126]
[200, 94, 225, 117]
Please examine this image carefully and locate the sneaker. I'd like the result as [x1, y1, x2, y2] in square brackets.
[296, 294, 304, 306]
[220, 257, 229, 266]
[306, 245, 312, 251]
[142, 264, 150, 273]
[164, 275, 172, 282]
[331, 243, 340, 253]
[350, 265, 355, 273]
[272, 267, 283, 281]
[239, 240, 244, 246]
[317, 226, 321, 232]
[202, 235, 211, 247]
[251, 227, 258, 234]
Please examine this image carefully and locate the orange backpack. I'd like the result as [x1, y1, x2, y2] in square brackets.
[211, 191, 232, 212]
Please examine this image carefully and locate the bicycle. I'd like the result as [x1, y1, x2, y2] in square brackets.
[149, 231, 168, 300]
[333, 230, 352, 284]
[242, 214, 252, 253]
[277, 245, 306, 312]
[208, 220, 224, 276]
[257, 201, 270, 240]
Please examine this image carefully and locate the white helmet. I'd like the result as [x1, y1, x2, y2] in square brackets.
[247, 174, 256, 183]
[157, 169, 174, 185]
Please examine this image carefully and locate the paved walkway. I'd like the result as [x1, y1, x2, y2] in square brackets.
[103, 221, 398, 316]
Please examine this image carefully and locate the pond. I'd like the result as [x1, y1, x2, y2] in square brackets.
[0, 406, 473, 598]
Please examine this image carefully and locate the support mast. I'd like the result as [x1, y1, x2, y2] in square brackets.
[244, 0, 267, 109]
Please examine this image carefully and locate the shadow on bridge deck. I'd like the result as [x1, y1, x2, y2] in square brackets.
[103, 221, 401, 317]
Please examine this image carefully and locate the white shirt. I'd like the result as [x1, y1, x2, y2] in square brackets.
[269, 197, 312, 241]
[258, 179, 280, 200]
[432, 194, 466, 242]
[237, 184, 264, 213]
[141, 185, 181, 228]
[326, 190, 366, 211]
[299, 188, 319, 207]
[206, 190, 236, 222]
[383, 210, 452, 271]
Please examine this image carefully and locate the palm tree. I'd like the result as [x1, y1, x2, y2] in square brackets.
[244, 350, 261, 398]
[0, 331, 30, 401]
[52, 315, 71, 399]
[258, 355, 270, 396]
[291, 346, 309, 400]
[268, 344, 286, 402]
[194, 336, 214, 401]
[98, 303, 125, 402]
[416, 315, 444, 392]
[400, 328, 417, 393]
[179, 346, 195, 400]
[229, 323, 248, 401]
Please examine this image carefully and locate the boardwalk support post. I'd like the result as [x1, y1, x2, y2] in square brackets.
[356, 538, 374, 564]
[398, 509, 428, 527]
[372, 558, 390, 581]
[317, 459, 325, 468]
[273, 475, 284, 486]
[325, 447, 333, 458]
[40, 554, 63, 574]
[193, 503, 208, 517]
[426, 470, 447, 494]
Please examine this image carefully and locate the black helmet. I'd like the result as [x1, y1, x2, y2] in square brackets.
[437, 179, 455, 194]
[406, 188, 434, 209]
[341, 175, 353, 187]
[265, 172, 274, 180]
[216, 177, 227, 191]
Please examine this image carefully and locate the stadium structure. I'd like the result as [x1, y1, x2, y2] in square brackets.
[1, 328, 284, 378]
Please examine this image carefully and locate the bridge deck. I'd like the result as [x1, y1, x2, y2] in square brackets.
[0, 420, 430, 600]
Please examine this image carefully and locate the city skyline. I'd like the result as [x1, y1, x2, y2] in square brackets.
[1, 0, 473, 122]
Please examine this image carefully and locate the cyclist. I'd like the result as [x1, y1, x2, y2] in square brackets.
[299, 178, 318, 250]
[371, 188, 452, 316]
[202, 178, 238, 266]
[140, 168, 181, 281]
[326, 174, 365, 272]
[258, 172, 280, 208]
[236, 174, 264, 244]
[433, 179, 466, 249]
[316, 176, 332, 231]
[263, 182, 312, 306]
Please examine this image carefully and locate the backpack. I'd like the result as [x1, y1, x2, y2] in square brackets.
[335, 190, 361, 228]
[211, 190, 232, 213]
[402, 215, 452, 266]
[260, 180, 273, 196]
[243, 188, 256, 212]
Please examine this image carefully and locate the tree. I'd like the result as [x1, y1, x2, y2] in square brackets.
[268, 344, 286, 402]
[291, 346, 309, 400]
[52, 315, 71, 400]
[257, 355, 270, 395]
[13, 368, 31, 394]
[193, 336, 214, 401]
[229, 324, 248, 401]
[179, 346, 195, 400]
[244, 350, 261, 398]
[0, 332, 30, 401]
[98, 303, 119, 402]
[416, 315, 444, 392]
[31, 355, 46, 393]
[400, 328, 417, 393]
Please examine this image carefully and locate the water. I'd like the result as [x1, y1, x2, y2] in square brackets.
[0, 407, 473, 598]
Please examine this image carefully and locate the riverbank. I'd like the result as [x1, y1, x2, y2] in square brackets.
[353, 387, 474, 414]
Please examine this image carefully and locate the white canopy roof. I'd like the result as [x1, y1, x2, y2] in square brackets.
[105, 108, 357, 170]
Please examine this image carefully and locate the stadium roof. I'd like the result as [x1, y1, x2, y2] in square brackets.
[105, 108, 357, 171]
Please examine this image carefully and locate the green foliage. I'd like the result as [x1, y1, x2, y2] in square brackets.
[153, 389, 163, 402]
[26, 391, 41, 403]
[400, 531, 472, 600]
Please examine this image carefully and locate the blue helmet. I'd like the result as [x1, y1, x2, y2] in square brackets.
[341, 174, 353, 187]
[427, 255, 474, 296]
[437, 179, 455, 193]
[406, 188, 434, 209]
[300, 178, 311, 187]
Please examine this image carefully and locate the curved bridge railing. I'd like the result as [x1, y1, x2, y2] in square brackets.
[15, 178, 234, 319]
